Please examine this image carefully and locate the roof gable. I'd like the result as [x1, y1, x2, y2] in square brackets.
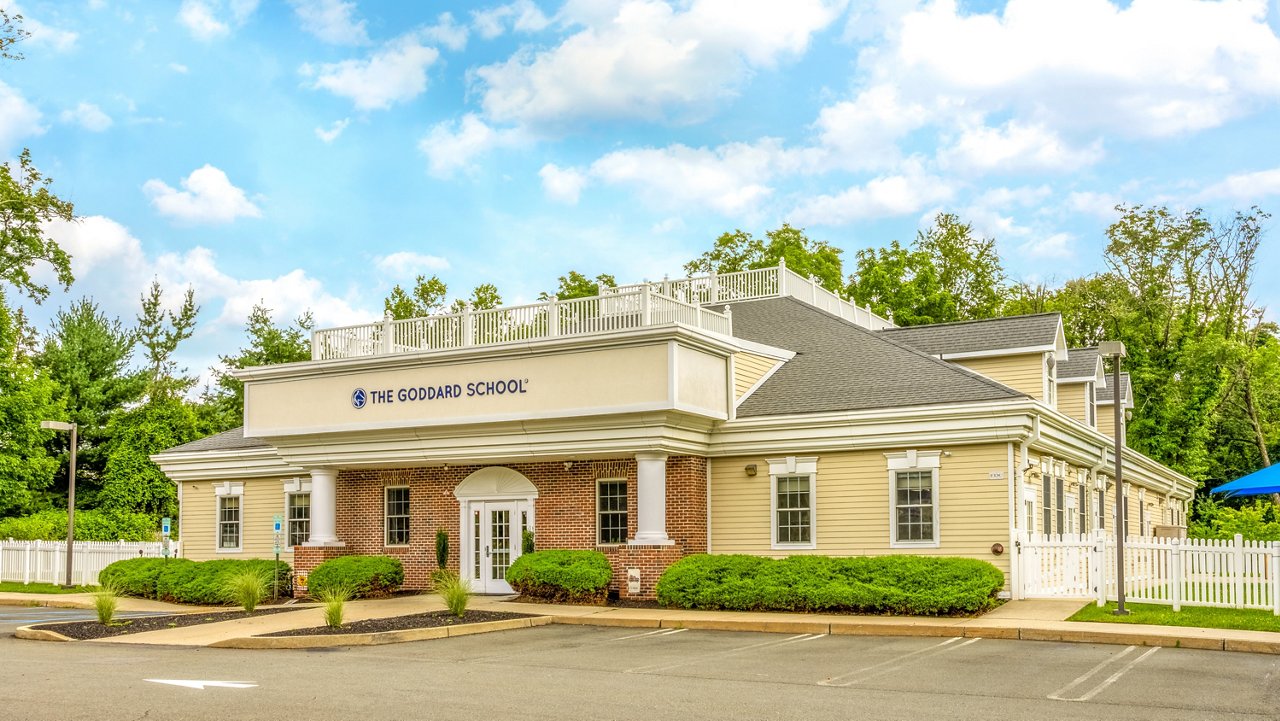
[879, 313, 1065, 360]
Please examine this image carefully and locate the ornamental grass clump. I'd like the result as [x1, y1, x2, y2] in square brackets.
[318, 585, 352, 628]
[94, 583, 120, 625]
[437, 573, 471, 618]
[223, 567, 271, 612]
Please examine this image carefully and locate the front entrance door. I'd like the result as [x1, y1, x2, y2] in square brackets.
[473, 501, 518, 594]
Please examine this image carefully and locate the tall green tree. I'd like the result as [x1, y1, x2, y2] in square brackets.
[135, 280, 198, 399]
[685, 224, 844, 293]
[539, 271, 618, 301]
[35, 299, 146, 505]
[449, 283, 502, 313]
[207, 303, 314, 429]
[914, 213, 1007, 320]
[1, 149, 76, 305]
[846, 240, 955, 325]
[1, 8, 29, 60]
[0, 291, 63, 516]
[384, 274, 448, 320]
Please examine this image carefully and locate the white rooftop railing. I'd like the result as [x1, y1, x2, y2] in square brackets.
[610, 259, 896, 332]
[311, 285, 734, 361]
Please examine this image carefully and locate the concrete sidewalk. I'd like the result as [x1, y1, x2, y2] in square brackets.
[9, 590, 1280, 654]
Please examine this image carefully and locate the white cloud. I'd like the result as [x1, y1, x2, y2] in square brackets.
[169, 62, 190, 74]
[142, 165, 262, 224]
[314, 118, 350, 143]
[59, 102, 112, 132]
[422, 12, 469, 51]
[177, 0, 258, 41]
[417, 114, 526, 177]
[471, 0, 550, 39]
[0, 81, 45, 152]
[1066, 190, 1123, 218]
[473, 0, 844, 126]
[938, 121, 1104, 173]
[790, 165, 955, 225]
[1017, 232, 1076, 260]
[651, 217, 685, 234]
[1199, 167, 1280, 201]
[538, 163, 587, 204]
[9, 3, 79, 52]
[289, 0, 368, 45]
[304, 35, 439, 111]
[812, 85, 930, 171]
[374, 251, 451, 276]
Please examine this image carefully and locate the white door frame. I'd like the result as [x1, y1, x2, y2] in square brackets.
[460, 497, 533, 594]
[453, 466, 539, 595]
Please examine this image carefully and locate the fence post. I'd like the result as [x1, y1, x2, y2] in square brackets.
[23, 541, 32, 585]
[709, 271, 719, 304]
[641, 285, 652, 326]
[462, 302, 474, 347]
[1171, 538, 1182, 612]
[778, 258, 788, 295]
[547, 296, 559, 338]
[1096, 533, 1107, 607]
[1272, 542, 1280, 617]
[380, 312, 394, 354]
[1234, 533, 1245, 610]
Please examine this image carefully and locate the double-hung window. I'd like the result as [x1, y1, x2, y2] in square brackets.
[385, 486, 410, 546]
[215, 482, 243, 552]
[287, 492, 311, 546]
[887, 451, 941, 548]
[597, 479, 628, 544]
[769, 457, 817, 549]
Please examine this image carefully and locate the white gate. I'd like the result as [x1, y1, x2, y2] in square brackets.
[1017, 533, 1098, 598]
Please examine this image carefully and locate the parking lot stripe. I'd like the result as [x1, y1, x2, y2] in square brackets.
[625, 633, 817, 674]
[611, 629, 675, 641]
[818, 637, 980, 687]
[1048, 647, 1160, 702]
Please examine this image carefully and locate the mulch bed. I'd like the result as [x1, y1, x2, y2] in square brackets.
[262, 610, 533, 637]
[32, 606, 303, 641]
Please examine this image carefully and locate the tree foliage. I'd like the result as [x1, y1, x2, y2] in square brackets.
[1, 150, 76, 304]
[685, 224, 844, 293]
[0, 291, 63, 516]
[1, 8, 29, 61]
[384, 274, 448, 320]
[208, 303, 313, 428]
[539, 271, 618, 301]
[136, 281, 198, 399]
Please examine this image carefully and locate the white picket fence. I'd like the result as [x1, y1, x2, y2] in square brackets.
[0, 540, 177, 587]
[1018, 532, 1280, 614]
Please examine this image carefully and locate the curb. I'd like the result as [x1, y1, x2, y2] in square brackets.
[547, 616, 1280, 655]
[209, 615, 552, 649]
[0, 598, 94, 610]
[14, 625, 75, 642]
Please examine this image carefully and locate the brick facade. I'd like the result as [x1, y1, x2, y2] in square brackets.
[290, 455, 707, 599]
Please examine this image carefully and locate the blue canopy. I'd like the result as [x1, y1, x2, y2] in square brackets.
[1212, 464, 1280, 497]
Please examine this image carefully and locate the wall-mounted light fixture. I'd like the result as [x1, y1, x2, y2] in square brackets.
[744, 464, 758, 477]
[564, 461, 573, 471]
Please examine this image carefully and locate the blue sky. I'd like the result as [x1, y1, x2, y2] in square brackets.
[4, 0, 1280, 387]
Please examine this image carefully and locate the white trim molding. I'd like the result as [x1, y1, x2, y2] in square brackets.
[886, 451, 942, 549]
[767, 456, 818, 550]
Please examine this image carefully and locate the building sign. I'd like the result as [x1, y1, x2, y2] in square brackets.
[352, 378, 529, 409]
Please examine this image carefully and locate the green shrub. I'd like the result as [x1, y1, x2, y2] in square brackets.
[99, 557, 187, 598]
[655, 555, 1004, 616]
[308, 555, 404, 599]
[435, 529, 449, 570]
[522, 529, 535, 555]
[0, 509, 155, 542]
[223, 567, 270, 612]
[437, 573, 470, 618]
[1189, 497, 1280, 541]
[318, 585, 351, 628]
[154, 559, 291, 604]
[506, 550, 612, 604]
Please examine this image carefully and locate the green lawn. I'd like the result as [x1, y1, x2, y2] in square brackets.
[1070, 602, 1280, 633]
[0, 581, 97, 594]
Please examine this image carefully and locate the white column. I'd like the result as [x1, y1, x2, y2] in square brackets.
[304, 468, 344, 546]
[632, 452, 673, 545]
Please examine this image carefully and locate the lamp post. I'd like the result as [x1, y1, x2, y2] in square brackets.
[1098, 341, 1129, 616]
[41, 420, 77, 588]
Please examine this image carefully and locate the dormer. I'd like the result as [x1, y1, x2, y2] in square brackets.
[1057, 347, 1106, 427]
[879, 313, 1067, 405]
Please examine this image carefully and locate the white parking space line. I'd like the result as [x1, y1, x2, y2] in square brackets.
[1048, 646, 1160, 702]
[625, 633, 823, 674]
[611, 628, 688, 641]
[818, 637, 980, 687]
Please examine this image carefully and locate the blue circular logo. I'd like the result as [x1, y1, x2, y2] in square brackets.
[352, 388, 367, 409]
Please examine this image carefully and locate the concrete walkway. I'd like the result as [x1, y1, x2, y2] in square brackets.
[7, 591, 1280, 654]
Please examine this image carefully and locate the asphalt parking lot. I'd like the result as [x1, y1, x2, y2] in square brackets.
[0, 606, 164, 629]
[1, 622, 1277, 720]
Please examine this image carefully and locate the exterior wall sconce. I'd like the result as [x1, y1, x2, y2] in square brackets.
[564, 461, 573, 471]
[745, 464, 758, 477]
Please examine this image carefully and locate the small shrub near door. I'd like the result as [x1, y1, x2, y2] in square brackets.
[307, 555, 404, 599]
[506, 550, 612, 604]
[655, 555, 1004, 616]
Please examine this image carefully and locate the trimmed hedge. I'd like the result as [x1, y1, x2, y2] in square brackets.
[655, 555, 1004, 616]
[0, 509, 156, 542]
[99, 557, 291, 604]
[507, 550, 612, 604]
[307, 555, 404, 598]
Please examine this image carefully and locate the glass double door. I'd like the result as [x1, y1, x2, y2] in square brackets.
[470, 501, 518, 594]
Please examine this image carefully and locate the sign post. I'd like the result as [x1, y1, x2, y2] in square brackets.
[161, 517, 171, 560]
[272, 514, 283, 601]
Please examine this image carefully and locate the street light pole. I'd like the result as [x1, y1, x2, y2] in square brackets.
[1099, 341, 1129, 616]
[41, 420, 77, 588]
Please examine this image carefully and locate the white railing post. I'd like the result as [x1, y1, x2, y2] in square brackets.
[462, 302, 474, 347]
[1234, 533, 1245, 609]
[310, 331, 320, 360]
[709, 271, 719, 304]
[809, 274, 819, 304]
[1171, 538, 1182, 612]
[641, 285, 652, 326]
[778, 258, 787, 295]
[380, 312, 394, 354]
[1096, 533, 1107, 606]
[722, 305, 732, 335]
[1271, 542, 1280, 616]
[547, 296, 559, 338]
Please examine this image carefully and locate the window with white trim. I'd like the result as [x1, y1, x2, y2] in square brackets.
[1045, 354, 1057, 406]
[215, 482, 243, 552]
[596, 479, 627, 544]
[385, 486, 410, 546]
[769, 457, 817, 549]
[1085, 382, 1097, 427]
[287, 492, 310, 546]
[1095, 488, 1106, 531]
[887, 451, 941, 547]
[1077, 482, 1088, 535]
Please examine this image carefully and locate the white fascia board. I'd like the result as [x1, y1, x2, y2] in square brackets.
[150, 448, 304, 482]
[723, 337, 796, 361]
[938, 346, 1055, 360]
[236, 325, 740, 383]
[1033, 405, 1194, 496]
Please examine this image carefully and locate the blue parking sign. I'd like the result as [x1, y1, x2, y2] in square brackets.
[161, 517, 171, 536]
[273, 514, 283, 534]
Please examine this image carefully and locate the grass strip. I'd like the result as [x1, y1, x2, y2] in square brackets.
[1070, 601, 1280, 633]
[0, 581, 96, 594]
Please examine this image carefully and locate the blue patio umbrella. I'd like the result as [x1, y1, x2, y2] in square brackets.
[1212, 464, 1280, 497]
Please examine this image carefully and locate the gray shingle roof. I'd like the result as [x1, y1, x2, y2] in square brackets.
[729, 298, 1027, 417]
[1059, 346, 1101, 382]
[878, 313, 1061, 357]
[1096, 372, 1131, 404]
[159, 427, 271, 455]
